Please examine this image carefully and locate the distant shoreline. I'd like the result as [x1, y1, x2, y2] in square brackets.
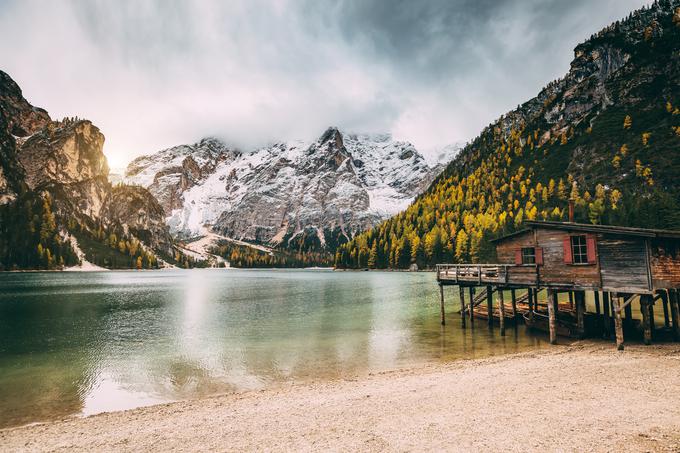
[3, 341, 680, 451]
[1, 267, 435, 273]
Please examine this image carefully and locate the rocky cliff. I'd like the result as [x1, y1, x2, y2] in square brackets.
[126, 128, 460, 251]
[0, 70, 175, 269]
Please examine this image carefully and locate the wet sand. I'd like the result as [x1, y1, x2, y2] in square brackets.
[3, 341, 680, 452]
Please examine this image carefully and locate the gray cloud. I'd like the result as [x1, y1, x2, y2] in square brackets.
[0, 0, 648, 167]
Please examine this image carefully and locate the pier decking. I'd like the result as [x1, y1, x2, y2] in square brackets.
[435, 221, 680, 349]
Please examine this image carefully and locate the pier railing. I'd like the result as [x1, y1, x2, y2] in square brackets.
[436, 263, 538, 286]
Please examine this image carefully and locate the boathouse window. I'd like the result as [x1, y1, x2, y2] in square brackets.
[571, 235, 588, 264]
[563, 234, 597, 264]
[514, 247, 542, 265]
[521, 247, 536, 264]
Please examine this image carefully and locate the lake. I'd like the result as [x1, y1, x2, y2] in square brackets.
[0, 269, 548, 428]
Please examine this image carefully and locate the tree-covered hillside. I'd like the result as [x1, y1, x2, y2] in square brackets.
[336, 0, 680, 270]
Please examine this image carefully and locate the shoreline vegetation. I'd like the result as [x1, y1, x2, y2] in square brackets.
[3, 341, 680, 452]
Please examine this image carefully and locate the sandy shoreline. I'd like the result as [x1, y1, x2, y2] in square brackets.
[3, 341, 680, 452]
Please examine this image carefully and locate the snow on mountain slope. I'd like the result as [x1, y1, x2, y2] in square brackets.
[125, 128, 461, 249]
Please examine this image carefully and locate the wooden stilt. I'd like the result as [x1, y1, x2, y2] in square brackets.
[594, 291, 601, 315]
[670, 289, 680, 341]
[612, 293, 624, 351]
[568, 291, 574, 310]
[661, 290, 670, 329]
[602, 292, 611, 339]
[510, 289, 517, 320]
[459, 286, 466, 328]
[439, 284, 445, 326]
[640, 294, 652, 345]
[575, 290, 585, 339]
[528, 288, 535, 323]
[468, 286, 475, 325]
[547, 289, 557, 345]
[486, 285, 493, 328]
[498, 288, 506, 337]
[649, 300, 655, 340]
[533, 288, 540, 311]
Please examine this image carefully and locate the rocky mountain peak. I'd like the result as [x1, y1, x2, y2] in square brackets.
[0, 70, 50, 137]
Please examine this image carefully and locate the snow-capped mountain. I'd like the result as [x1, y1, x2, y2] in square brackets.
[125, 127, 460, 250]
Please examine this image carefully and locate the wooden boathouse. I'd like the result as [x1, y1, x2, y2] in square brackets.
[436, 220, 680, 350]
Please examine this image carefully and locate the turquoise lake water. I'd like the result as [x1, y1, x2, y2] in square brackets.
[0, 269, 548, 428]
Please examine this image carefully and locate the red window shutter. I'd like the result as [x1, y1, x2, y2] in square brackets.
[535, 247, 544, 265]
[563, 237, 573, 264]
[586, 234, 597, 264]
[514, 249, 522, 265]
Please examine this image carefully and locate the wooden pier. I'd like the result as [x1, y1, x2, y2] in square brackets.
[436, 220, 680, 349]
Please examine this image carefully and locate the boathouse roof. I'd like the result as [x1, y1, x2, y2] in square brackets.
[491, 221, 680, 243]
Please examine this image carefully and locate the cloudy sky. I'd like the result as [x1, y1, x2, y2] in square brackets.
[0, 0, 647, 168]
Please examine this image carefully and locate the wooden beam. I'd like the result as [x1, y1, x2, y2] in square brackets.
[640, 294, 652, 345]
[612, 293, 625, 351]
[498, 288, 506, 337]
[575, 291, 585, 340]
[486, 285, 493, 328]
[568, 291, 574, 311]
[468, 286, 475, 326]
[459, 286, 466, 329]
[439, 284, 445, 326]
[594, 291, 601, 315]
[510, 289, 517, 320]
[547, 289, 557, 345]
[671, 289, 680, 341]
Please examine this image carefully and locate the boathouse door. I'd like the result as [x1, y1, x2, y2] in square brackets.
[598, 237, 650, 291]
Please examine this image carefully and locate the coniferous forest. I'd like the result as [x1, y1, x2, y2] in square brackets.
[336, 2, 680, 270]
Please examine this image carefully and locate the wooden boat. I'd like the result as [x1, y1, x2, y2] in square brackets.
[523, 311, 575, 337]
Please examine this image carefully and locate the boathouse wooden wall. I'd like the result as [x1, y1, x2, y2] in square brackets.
[495, 227, 665, 292]
[650, 238, 680, 288]
[496, 229, 600, 289]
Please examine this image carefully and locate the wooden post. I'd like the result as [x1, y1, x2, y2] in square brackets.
[602, 292, 611, 340]
[510, 289, 517, 320]
[612, 293, 624, 351]
[533, 288, 540, 311]
[459, 286, 466, 328]
[528, 288, 535, 323]
[649, 299, 655, 340]
[568, 291, 574, 311]
[661, 290, 670, 329]
[640, 294, 652, 345]
[670, 289, 680, 341]
[594, 291, 601, 315]
[498, 288, 506, 337]
[439, 284, 445, 326]
[575, 290, 585, 339]
[468, 287, 475, 325]
[486, 285, 493, 328]
[547, 289, 558, 345]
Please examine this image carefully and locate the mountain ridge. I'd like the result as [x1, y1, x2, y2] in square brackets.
[125, 127, 462, 253]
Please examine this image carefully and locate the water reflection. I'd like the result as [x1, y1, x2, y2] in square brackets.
[0, 269, 547, 428]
